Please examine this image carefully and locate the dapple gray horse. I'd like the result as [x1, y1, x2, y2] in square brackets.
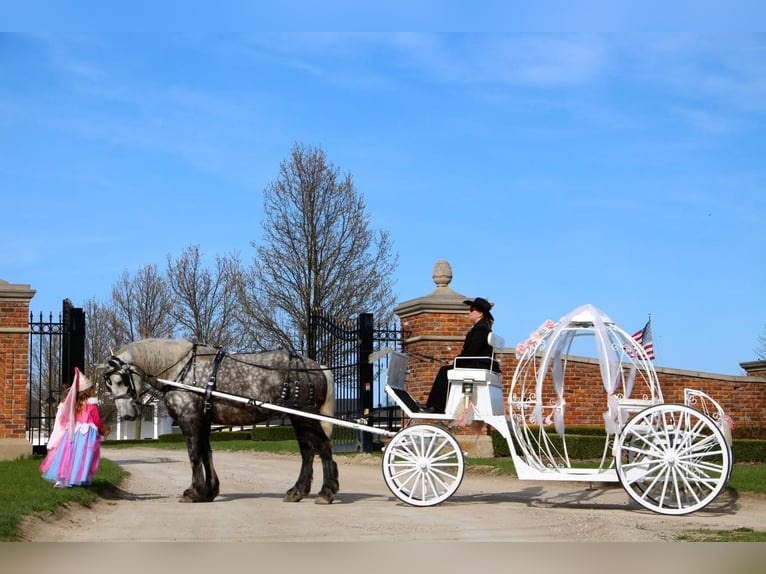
[104, 338, 338, 504]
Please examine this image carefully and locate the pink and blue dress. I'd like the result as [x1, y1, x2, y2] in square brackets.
[40, 398, 108, 487]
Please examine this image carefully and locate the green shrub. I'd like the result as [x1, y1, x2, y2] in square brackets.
[491, 429, 606, 459]
[732, 439, 766, 463]
[251, 426, 296, 441]
[491, 429, 766, 463]
[209, 430, 253, 441]
[158, 433, 186, 443]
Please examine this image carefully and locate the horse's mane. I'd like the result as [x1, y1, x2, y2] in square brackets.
[118, 338, 196, 376]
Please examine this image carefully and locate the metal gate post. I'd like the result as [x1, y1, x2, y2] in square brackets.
[61, 299, 85, 386]
[358, 313, 374, 452]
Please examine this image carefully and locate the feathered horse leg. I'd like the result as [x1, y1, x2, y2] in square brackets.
[177, 399, 219, 503]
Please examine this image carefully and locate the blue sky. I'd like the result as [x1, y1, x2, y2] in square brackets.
[1, 32, 764, 376]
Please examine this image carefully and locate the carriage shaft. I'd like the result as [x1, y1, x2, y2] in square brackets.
[156, 378, 397, 438]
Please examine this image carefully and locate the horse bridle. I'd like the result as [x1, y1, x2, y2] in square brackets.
[103, 347, 201, 403]
[103, 357, 147, 402]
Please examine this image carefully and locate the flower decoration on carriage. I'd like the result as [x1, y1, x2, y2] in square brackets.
[515, 319, 556, 357]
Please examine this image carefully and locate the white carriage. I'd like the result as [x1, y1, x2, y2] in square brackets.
[155, 303, 733, 514]
[381, 303, 733, 515]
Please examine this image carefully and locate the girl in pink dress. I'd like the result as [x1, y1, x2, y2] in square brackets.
[40, 368, 109, 487]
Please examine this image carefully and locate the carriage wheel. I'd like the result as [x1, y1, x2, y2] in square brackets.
[615, 404, 731, 515]
[382, 424, 465, 507]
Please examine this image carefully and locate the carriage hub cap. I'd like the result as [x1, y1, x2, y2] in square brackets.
[664, 451, 679, 466]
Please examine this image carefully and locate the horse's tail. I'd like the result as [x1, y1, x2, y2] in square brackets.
[319, 366, 335, 438]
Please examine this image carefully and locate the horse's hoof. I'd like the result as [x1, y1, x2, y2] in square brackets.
[182, 488, 203, 502]
[314, 495, 333, 505]
[283, 489, 305, 502]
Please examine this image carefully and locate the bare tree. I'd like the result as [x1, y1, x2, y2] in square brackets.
[757, 326, 766, 360]
[166, 245, 241, 348]
[236, 142, 398, 354]
[82, 297, 122, 425]
[108, 265, 176, 439]
[83, 297, 123, 367]
[111, 264, 176, 341]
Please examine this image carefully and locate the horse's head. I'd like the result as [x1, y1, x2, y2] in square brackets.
[103, 354, 146, 420]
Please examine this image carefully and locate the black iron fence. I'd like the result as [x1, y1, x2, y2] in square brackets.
[27, 300, 85, 455]
[310, 310, 407, 452]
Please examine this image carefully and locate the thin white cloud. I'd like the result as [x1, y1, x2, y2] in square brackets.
[673, 106, 740, 135]
[629, 34, 766, 111]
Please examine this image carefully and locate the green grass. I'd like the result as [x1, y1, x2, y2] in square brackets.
[726, 463, 766, 493]
[675, 528, 766, 542]
[0, 456, 126, 541]
[3, 440, 765, 542]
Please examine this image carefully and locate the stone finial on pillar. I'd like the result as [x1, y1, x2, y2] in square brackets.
[432, 259, 453, 291]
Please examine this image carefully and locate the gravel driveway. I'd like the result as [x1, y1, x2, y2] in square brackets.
[20, 445, 766, 542]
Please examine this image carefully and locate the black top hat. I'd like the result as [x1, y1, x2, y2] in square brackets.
[463, 297, 494, 320]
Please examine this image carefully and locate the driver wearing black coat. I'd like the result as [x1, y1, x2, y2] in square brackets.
[422, 297, 500, 413]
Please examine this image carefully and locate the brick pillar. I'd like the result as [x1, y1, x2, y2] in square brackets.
[0, 278, 36, 460]
[394, 260, 495, 456]
[741, 360, 766, 377]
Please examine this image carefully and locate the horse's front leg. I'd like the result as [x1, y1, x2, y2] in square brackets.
[181, 428, 218, 503]
[181, 435, 207, 502]
[200, 431, 220, 500]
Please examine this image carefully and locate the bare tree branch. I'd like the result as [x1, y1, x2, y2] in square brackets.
[166, 245, 240, 348]
[237, 142, 398, 354]
[111, 265, 176, 341]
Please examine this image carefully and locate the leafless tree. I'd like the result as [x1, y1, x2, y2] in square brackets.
[83, 297, 123, 425]
[756, 326, 766, 360]
[107, 266, 177, 438]
[236, 142, 398, 356]
[83, 297, 122, 368]
[166, 245, 241, 348]
[111, 264, 176, 342]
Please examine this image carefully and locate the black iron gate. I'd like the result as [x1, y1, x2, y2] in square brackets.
[309, 311, 407, 452]
[27, 299, 85, 455]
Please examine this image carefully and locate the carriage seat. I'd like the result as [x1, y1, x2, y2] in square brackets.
[443, 332, 506, 419]
[446, 332, 504, 388]
[383, 333, 506, 420]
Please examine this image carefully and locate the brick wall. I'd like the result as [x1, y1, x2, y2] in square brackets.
[0, 280, 35, 441]
[400, 322, 766, 431]
[490, 351, 766, 430]
[395, 262, 766, 434]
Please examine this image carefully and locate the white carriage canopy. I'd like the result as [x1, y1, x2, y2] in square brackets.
[514, 303, 660, 437]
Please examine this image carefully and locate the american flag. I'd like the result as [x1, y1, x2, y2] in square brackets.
[632, 318, 655, 360]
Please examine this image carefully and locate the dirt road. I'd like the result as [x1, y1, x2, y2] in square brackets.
[20, 446, 766, 542]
